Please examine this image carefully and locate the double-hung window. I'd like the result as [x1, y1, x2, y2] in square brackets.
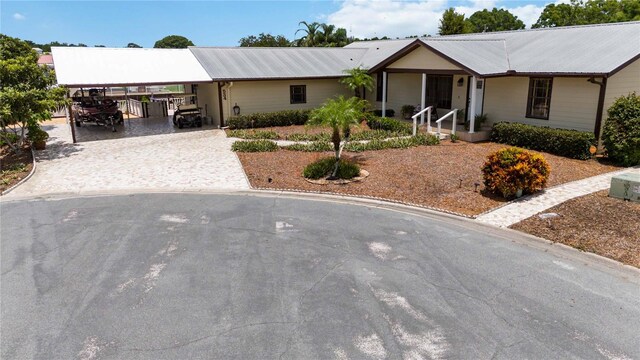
[526, 78, 553, 119]
[290, 85, 306, 104]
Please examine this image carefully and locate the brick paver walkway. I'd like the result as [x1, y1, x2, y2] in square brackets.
[4, 123, 250, 198]
[475, 167, 640, 227]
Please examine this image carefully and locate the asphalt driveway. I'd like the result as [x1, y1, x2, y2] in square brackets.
[2, 193, 639, 359]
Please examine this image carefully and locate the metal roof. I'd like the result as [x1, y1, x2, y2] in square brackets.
[432, 21, 640, 75]
[51, 47, 212, 86]
[189, 47, 367, 80]
[348, 21, 640, 76]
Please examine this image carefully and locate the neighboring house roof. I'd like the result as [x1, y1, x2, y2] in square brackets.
[51, 47, 212, 87]
[354, 21, 640, 77]
[189, 47, 366, 80]
[37, 54, 53, 65]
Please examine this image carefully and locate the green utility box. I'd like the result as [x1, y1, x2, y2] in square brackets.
[609, 172, 640, 203]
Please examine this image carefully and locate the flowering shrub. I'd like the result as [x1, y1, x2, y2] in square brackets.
[482, 147, 550, 199]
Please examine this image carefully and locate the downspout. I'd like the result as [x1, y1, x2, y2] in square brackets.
[588, 77, 607, 145]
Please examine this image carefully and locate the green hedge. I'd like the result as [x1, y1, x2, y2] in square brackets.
[282, 141, 333, 152]
[371, 109, 395, 117]
[490, 122, 595, 160]
[345, 134, 439, 152]
[365, 117, 412, 134]
[231, 140, 278, 152]
[602, 93, 640, 166]
[228, 110, 310, 129]
[226, 129, 278, 139]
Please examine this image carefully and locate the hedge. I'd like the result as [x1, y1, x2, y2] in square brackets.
[231, 140, 278, 152]
[365, 117, 412, 134]
[490, 122, 595, 160]
[602, 92, 640, 166]
[228, 110, 310, 129]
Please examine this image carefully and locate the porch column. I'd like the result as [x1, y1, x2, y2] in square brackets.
[420, 73, 426, 125]
[469, 76, 478, 134]
[381, 71, 387, 118]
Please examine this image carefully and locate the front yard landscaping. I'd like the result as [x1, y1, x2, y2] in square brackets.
[511, 190, 640, 268]
[0, 145, 33, 194]
[235, 140, 621, 216]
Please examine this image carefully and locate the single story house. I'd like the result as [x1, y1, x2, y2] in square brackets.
[52, 21, 639, 143]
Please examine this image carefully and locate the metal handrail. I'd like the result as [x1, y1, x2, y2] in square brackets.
[435, 109, 458, 136]
[410, 106, 433, 136]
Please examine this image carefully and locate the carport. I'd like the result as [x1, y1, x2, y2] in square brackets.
[51, 47, 214, 143]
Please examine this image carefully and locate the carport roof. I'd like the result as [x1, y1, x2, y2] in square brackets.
[51, 47, 212, 87]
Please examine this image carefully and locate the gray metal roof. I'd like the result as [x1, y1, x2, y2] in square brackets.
[430, 21, 640, 75]
[347, 21, 640, 76]
[189, 47, 367, 80]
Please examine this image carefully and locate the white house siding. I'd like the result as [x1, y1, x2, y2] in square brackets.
[387, 46, 462, 71]
[602, 58, 640, 123]
[483, 76, 600, 132]
[222, 79, 351, 120]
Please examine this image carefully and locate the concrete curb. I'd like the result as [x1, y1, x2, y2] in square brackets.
[1, 147, 37, 196]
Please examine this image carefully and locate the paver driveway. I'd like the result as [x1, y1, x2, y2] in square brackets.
[4, 123, 250, 197]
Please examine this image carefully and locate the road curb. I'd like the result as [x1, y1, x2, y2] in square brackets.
[1, 147, 37, 196]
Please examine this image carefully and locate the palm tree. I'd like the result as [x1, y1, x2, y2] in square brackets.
[295, 21, 320, 47]
[340, 67, 374, 98]
[308, 96, 369, 178]
[319, 23, 336, 46]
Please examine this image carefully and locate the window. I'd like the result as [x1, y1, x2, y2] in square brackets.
[526, 78, 553, 120]
[290, 85, 306, 104]
[426, 75, 453, 109]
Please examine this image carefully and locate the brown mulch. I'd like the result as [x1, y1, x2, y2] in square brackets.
[237, 141, 621, 216]
[0, 145, 33, 194]
[511, 190, 640, 268]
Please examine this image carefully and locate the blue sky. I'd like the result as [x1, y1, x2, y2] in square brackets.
[1, 1, 554, 47]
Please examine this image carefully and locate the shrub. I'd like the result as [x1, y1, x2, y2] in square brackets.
[344, 134, 439, 152]
[285, 132, 330, 142]
[303, 157, 360, 180]
[26, 125, 49, 143]
[231, 140, 278, 152]
[227, 129, 278, 139]
[371, 109, 395, 117]
[401, 105, 415, 119]
[464, 113, 488, 132]
[602, 92, 640, 166]
[450, 133, 460, 143]
[482, 147, 551, 199]
[0, 132, 20, 147]
[350, 130, 407, 141]
[490, 122, 595, 159]
[282, 141, 333, 152]
[365, 117, 411, 134]
[227, 110, 310, 129]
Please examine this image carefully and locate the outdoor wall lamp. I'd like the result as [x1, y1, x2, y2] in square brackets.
[233, 103, 240, 116]
[457, 78, 464, 87]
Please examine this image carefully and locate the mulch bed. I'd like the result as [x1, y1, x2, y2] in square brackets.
[225, 124, 375, 138]
[511, 190, 640, 268]
[1, 145, 34, 194]
[237, 141, 621, 216]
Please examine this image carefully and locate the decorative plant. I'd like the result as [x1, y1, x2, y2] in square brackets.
[340, 67, 374, 99]
[450, 133, 460, 143]
[303, 157, 360, 180]
[307, 96, 368, 179]
[482, 147, 550, 199]
[401, 105, 416, 119]
[465, 113, 488, 131]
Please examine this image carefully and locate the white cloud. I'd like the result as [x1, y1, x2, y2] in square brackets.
[326, 0, 548, 38]
[13, 13, 26, 21]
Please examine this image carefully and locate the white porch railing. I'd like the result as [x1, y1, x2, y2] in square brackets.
[435, 109, 458, 137]
[411, 106, 433, 136]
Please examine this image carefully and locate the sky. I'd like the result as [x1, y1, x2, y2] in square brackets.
[1, 0, 557, 48]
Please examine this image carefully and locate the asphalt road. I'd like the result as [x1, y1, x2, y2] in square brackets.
[2, 193, 639, 360]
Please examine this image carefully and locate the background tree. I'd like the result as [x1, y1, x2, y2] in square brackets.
[295, 21, 320, 47]
[466, 8, 525, 32]
[153, 35, 194, 49]
[340, 67, 374, 98]
[239, 33, 291, 47]
[0, 35, 68, 152]
[308, 96, 368, 178]
[438, 8, 471, 35]
[533, 0, 640, 28]
[127, 42, 142, 48]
